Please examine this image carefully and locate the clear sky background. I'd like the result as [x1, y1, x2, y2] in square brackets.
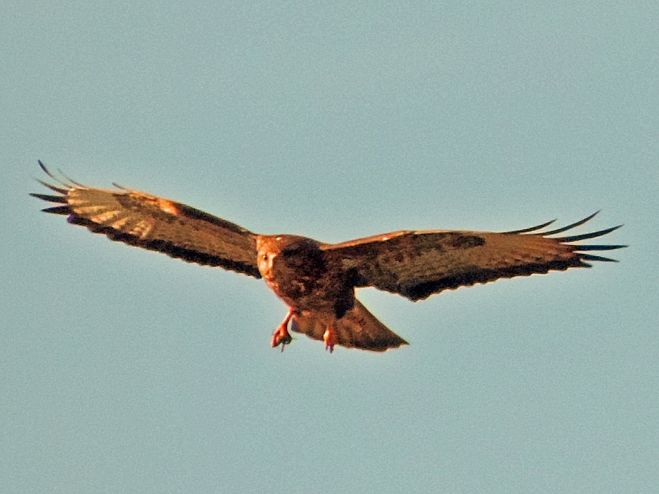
[2, 2, 658, 493]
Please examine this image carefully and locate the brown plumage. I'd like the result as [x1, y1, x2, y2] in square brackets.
[32, 161, 626, 352]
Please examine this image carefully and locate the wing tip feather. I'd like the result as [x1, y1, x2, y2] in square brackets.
[29, 192, 68, 203]
[502, 218, 557, 234]
[579, 254, 618, 263]
[506, 212, 626, 264]
[34, 160, 84, 189]
[33, 160, 75, 195]
[556, 224, 623, 243]
[41, 205, 71, 215]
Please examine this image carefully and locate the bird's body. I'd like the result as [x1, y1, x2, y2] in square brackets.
[257, 235, 346, 315]
[32, 162, 626, 352]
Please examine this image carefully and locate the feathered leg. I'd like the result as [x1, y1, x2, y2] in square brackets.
[290, 300, 408, 352]
[323, 326, 336, 353]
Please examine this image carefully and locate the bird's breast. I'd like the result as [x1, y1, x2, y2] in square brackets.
[262, 257, 348, 312]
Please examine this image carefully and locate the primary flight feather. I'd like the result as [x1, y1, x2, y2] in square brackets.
[32, 161, 626, 352]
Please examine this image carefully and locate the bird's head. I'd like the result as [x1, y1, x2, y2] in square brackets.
[256, 235, 322, 278]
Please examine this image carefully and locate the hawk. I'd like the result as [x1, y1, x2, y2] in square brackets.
[32, 161, 626, 352]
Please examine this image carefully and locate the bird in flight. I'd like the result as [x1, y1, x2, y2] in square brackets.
[32, 161, 625, 353]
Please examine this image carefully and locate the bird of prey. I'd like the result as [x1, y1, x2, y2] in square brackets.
[31, 161, 625, 353]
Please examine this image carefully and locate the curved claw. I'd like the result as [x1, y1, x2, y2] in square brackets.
[271, 324, 293, 351]
[271, 308, 296, 351]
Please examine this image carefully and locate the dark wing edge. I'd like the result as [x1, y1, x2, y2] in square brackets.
[501, 210, 627, 265]
[31, 161, 262, 278]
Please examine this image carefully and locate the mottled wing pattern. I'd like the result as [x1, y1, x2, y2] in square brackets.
[290, 300, 408, 352]
[31, 162, 261, 277]
[323, 212, 625, 301]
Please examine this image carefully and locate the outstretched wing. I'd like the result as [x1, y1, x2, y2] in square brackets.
[323, 212, 625, 301]
[31, 161, 261, 278]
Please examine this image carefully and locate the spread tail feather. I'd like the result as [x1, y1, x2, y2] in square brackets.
[290, 300, 408, 352]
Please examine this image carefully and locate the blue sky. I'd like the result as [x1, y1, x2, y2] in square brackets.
[2, 2, 658, 493]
